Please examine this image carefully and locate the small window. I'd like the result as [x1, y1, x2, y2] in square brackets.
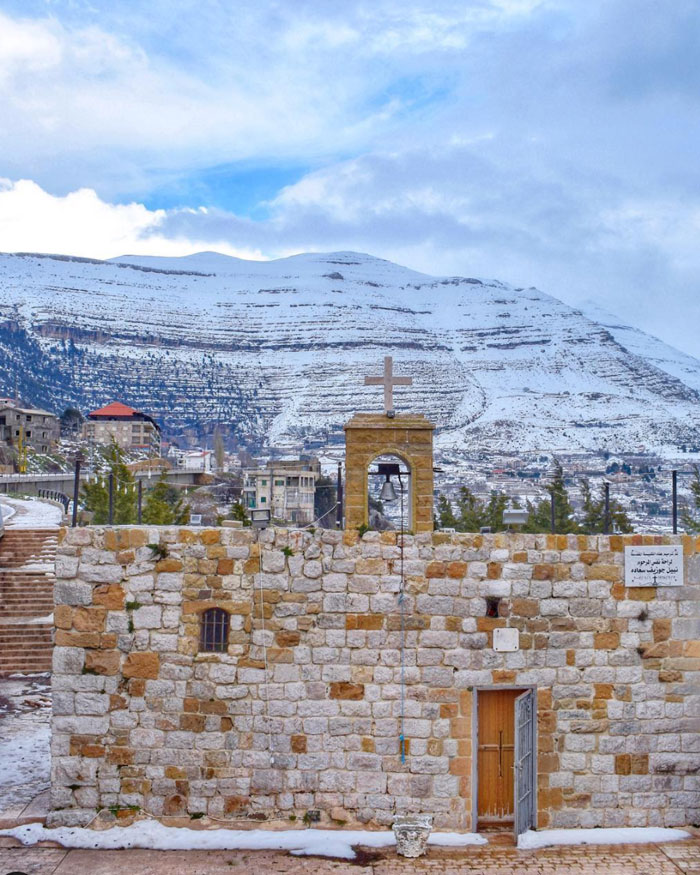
[200, 608, 230, 653]
[275, 479, 284, 486]
[486, 597, 501, 618]
[261, 479, 267, 486]
[260, 496, 266, 503]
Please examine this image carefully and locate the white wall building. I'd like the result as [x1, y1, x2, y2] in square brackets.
[243, 458, 319, 524]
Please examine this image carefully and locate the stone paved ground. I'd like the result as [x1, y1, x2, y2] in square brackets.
[2, 837, 700, 875]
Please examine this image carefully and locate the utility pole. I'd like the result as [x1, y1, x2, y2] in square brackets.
[71, 453, 82, 527]
[604, 481, 610, 535]
[672, 470, 678, 535]
[336, 462, 343, 529]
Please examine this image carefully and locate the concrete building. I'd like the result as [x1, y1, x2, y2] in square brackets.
[82, 401, 160, 455]
[0, 402, 60, 453]
[243, 458, 320, 524]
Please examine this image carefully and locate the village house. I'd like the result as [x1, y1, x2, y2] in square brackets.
[0, 400, 60, 454]
[82, 401, 161, 455]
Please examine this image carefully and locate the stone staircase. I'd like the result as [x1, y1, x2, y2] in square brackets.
[0, 529, 58, 675]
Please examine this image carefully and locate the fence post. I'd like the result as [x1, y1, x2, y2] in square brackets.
[604, 481, 610, 535]
[672, 470, 678, 534]
[71, 455, 81, 527]
[108, 473, 114, 525]
[138, 479, 143, 524]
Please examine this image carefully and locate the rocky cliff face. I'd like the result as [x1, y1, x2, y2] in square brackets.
[0, 249, 698, 456]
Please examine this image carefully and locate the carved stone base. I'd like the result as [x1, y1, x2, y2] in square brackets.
[392, 814, 433, 858]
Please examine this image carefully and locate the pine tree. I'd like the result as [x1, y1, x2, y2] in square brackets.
[524, 461, 579, 533]
[681, 465, 700, 533]
[230, 501, 251, 526]
[142, 474, 190, 525]
[579, 479, 633, 534]
[81, 441, 137, 524]
[436, 487, 512, 532]
[436, 494, 459, 529]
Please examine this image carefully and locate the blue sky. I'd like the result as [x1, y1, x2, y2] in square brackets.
[0, 0, 699, 355]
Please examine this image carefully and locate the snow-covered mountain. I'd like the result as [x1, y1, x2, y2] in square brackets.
[0, 249, 698, 456]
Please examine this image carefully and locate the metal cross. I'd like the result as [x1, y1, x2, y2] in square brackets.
[364, 356, 412, 415]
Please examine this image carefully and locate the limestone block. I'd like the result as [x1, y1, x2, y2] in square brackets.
[131, 728, 165, 748]
[63, 528, 94, 546]
[156, 572, 183, 592]
[673, 618, 700, 639]
[75, 693, 110, 715]
[127, 573, 156, 593]
[55, 554, 79, 578]
[80, 564, 123, 584]
[132, 605, 162, 629]
[54, 715, 109, 735]
[53, 645, 85, 674]
[55, 579, 94, 606]
[123, 651, 160, 679]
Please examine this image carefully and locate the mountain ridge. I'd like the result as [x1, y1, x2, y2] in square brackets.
[0, 248, 698, 457]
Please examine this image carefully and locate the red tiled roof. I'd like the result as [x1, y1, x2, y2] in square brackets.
[89, 401, 139, 418]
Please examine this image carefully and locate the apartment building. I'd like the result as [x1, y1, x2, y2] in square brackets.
[82, 401, 161, 455]
[243, 458, 320, 524]
[0, 402, 60, 453]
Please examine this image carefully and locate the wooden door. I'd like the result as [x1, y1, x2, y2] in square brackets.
[477, 689, 520, 827]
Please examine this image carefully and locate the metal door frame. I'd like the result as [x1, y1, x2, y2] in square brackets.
[514, 688, 537, 839]
[471, 686, 537, 834]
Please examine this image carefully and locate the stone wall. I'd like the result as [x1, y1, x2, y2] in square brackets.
[50, 527, 700, 830]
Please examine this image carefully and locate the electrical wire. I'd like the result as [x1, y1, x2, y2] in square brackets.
[256, 542, 274, 766]
[398, 474, 406, 765]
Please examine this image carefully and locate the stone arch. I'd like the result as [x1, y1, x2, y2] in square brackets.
[367, 450, 413, 531]
[343, 413, 435, 533]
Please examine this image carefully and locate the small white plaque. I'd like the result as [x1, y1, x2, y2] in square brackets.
[624, 545, 684, 588]
[493, 627, 519, 652]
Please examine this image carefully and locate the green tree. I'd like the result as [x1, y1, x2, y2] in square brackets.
[81, 441, 137, 524]
[230, 500, 251, 526]
[579, 479, 633, 534]
[681, 465, 700, 533]
[524, 461, 579, 533]
[436, 494, 459, 529]
[436, 487, 512, 532]
[142, 474, 190, 525]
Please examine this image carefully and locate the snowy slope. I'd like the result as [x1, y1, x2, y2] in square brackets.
[0, 249, 699, 456]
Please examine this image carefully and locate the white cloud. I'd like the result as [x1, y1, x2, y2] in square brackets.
[0, 14, 63, 82]
[0, 179, 263, 261]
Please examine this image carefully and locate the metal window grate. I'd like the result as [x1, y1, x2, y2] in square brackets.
[200, 607, 230, 653]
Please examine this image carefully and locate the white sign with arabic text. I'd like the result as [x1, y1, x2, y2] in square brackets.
[624, 545, 684, 588]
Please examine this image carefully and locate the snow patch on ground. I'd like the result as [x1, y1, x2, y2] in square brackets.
[0, 820, 486, 858]
[518, 827, 690, 850]
[0, 614, 53, 626]
[0, 675, 51, 810]
[1, 496, 62, 528]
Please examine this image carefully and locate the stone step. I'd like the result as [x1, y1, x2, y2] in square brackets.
[0, 604, 54, 613]
[0, 529, 57, 674]
[0, 627, 52, 641]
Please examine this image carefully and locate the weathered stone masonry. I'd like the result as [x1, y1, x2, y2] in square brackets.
[50, 527, 700, 829]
